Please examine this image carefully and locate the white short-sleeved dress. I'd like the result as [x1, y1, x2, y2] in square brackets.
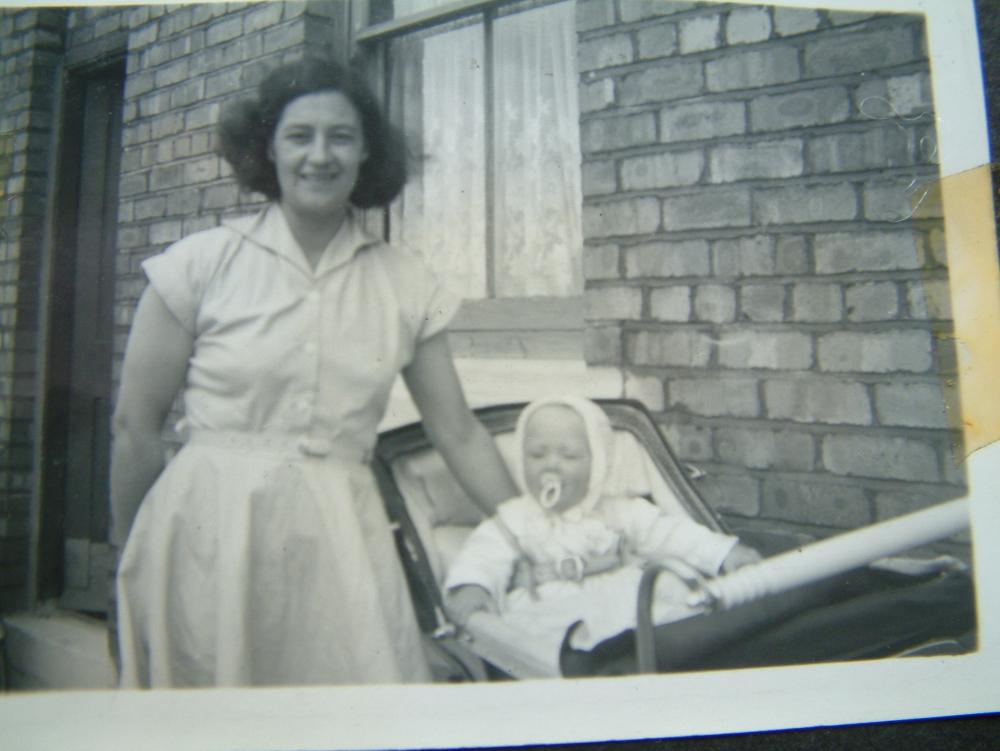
[116, 205, 459, 688]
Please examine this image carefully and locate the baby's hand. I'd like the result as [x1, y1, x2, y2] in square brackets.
[445, 584, 498, 626]
[721, 543, 762, 573]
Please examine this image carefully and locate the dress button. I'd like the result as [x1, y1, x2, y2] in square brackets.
[298, 436, 332, 457]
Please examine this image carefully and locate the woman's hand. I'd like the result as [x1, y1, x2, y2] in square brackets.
[445, 584, 498, 626]
[721, 543, 763, 574]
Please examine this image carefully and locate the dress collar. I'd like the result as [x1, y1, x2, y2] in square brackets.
[223, 203, 380, 277]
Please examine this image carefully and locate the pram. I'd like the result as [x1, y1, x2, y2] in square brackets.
[372, 400, 976, 681]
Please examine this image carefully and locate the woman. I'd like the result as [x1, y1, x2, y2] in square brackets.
[111, 58, 518, 688]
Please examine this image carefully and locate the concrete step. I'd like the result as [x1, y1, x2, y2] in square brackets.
[2, 611, 116, 691]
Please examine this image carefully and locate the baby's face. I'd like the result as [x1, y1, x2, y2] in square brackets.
[522, 405, 592, 513]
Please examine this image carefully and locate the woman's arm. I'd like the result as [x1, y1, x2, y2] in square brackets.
[402, 333, 518, 515]
[109, 287, 193, 549]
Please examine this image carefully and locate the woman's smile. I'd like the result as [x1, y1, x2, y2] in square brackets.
[269, 91, 368, 218]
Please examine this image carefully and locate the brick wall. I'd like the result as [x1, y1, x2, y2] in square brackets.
[0, 7, 65, 611]
[577, 1, 963, 543]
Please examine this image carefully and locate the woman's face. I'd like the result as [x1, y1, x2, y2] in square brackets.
[522, 405, 592, 513]
[269, 90, 368, 218]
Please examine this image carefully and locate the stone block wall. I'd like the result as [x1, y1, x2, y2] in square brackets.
[577, 1, 962, 540]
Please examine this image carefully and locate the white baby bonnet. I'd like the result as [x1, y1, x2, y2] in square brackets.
[511, 396, 615, 515]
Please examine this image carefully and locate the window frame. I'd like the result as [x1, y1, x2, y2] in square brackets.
[351, 0, 585, 358]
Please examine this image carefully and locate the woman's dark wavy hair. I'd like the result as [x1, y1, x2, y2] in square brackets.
[216, 58, 407, 208]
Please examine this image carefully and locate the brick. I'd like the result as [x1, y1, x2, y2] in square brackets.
[118, 173, 147, 197]
[791, 283, 842, 322]
[124, 71, 155, 99]
[823, 434, 938, 482]
[718, 427, 813, 471]
[629, 329, 713, 368]
[726, 6, 771, 44]
[584, 325, 622, 364]
[845, 282, 898, 322]
[906, 279, 952, 320]
[818, 330, 933, 373]
[765, 379, 871, 425]
[201, 183, 238, 210]
[663, 188, 751, 230]
[814, 231, 921, 273]
[577, 0, 614, 31]
[581, 160, 616, 196]
[129, 20, 158, 48]
[863, 179, 924, 222]
[886, 72, 932, 118]
[620, 61, 703, 106]
[649, 285, 690, 321]
[169, 79, 205, 109]
[762, 478, 870, 528]
[150, 163, 183, 191]
[718, 330, 811, 370]
[585, 285, 642, 320]
[714, 235, 775, 278]
[149, 219, 182, 245]
[875, 381, 950, 429]
[706, 47, 798, 93]
[183, 156, 220, 184]
[679, 13, 720, 53]
[708, 139, 802, 183]
[698, 474, 760, 516]
[776, 235, 808, 274]
[657, 418, 713, 462]
[205, 67, 242, 99]
[154, 59, 188, 89]
[166, 189, 201, 216]
[578, 33, 633, 71]
[750, 87, 850, 132]
[637, 23, 677, 60]
[620, 150, 703, 190]
[138, 90, 171, 118]
[150, 112, 184, 140]
[583, 244, 620, 280]
[581, 112, 656, 152]
[206, 15, 243, 46]
[669, 377, 759, 417]
[245, 1, 283, 32]
[263, 21, 304, 54]
[626, 240, 710, 278]
[619, 0, 694, 24]
[804, 27, 918, 78]
[809, 127, 912, 174]
[754, 184, 857, 225]
[183, 214, 220, 236]
[694, 284, 735, 323]
[117, 226, 148, 249]
[582, 198, 660, 238]
[133, 195, 166, 220]
[185, 102, 220, 131]
[579, 78, 615, 113]
[624, 371, 664, 411]
[660, 100, 746, 143]
[773, 7, 821, 36]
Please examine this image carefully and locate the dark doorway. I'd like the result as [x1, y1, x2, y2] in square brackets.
[39, 60, 125, 613]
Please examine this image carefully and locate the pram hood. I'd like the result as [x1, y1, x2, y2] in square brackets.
[512, 396, 615, 516]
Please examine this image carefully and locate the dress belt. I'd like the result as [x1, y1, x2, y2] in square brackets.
[186, 429, 373, 464]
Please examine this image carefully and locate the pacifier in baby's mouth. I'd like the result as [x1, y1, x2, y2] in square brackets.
[538, 472, 562, 509]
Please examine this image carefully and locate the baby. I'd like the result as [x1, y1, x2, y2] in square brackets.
[444, 396, 760, 659]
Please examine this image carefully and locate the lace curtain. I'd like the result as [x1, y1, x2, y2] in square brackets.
[387, 0, 583, 299]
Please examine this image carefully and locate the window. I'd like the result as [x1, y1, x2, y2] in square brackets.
[356, 0, 585, 358]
